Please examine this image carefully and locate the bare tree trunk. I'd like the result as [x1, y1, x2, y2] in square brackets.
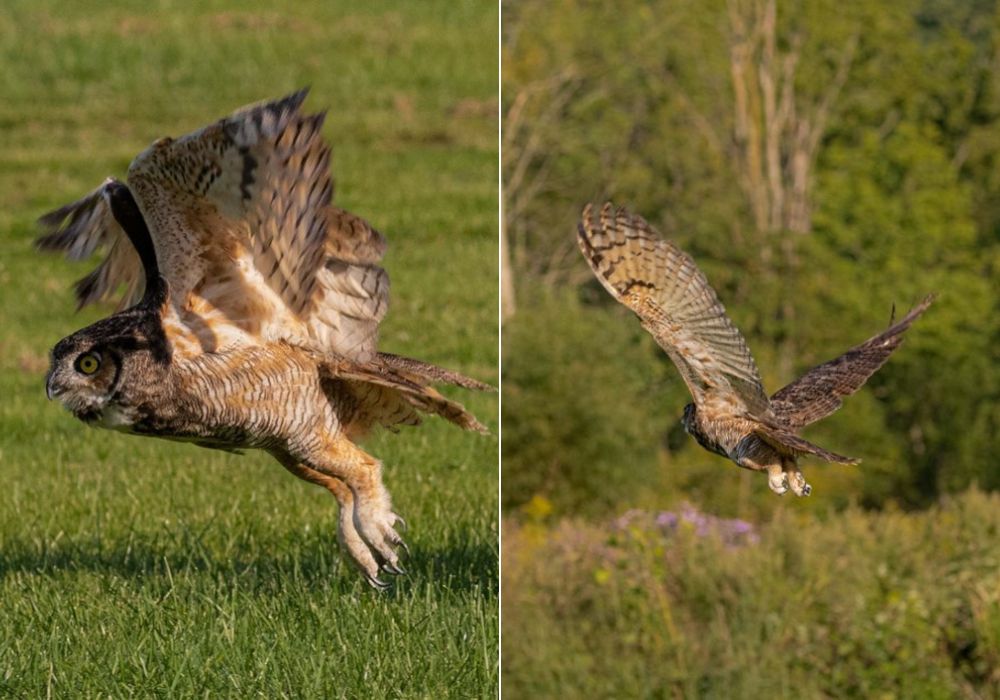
[501, 219, 516, 322]
[502, 73, 580, 280]
[727, 0, 857, 236]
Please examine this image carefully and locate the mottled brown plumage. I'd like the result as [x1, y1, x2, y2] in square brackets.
[39, 91, 492, 588]
[578, 202, 932, 497]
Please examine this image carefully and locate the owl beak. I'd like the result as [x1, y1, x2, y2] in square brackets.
[45, 372, 64, 401]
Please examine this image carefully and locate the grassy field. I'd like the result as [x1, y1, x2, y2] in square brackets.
[503, 492, 1000, 698]
[0, 1, 498, 697]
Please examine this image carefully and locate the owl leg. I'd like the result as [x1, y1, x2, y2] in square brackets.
[270, 453, 391, 589]
[301, 436, 408, 581]
[734, 438, 788, 495]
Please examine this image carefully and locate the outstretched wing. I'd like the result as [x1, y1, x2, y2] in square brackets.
[38, 89, 389, 361]
[770, 295, 934, 429]
[578, 203, 769, 415]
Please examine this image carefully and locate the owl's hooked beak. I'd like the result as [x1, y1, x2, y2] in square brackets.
[45, 371, 64, 401]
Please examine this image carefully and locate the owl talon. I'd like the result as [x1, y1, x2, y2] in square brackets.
[383, 562, 407, 576]
[392, 513, 407, 531]
[365, 575, 391, 591]
[354, 506, 408, 574]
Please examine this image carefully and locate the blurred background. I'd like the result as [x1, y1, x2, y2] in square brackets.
[0, 1, 497, 697]
[502, 0, 999, 696]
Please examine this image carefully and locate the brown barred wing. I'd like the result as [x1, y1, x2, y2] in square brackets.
[35, 179, 144, 310]
[125, 89, 389, 360]
[320, 355, 491, 437]
[37, 91, 390, 361]
[578, 202, 769, 416]
[770, 296, 934, 429]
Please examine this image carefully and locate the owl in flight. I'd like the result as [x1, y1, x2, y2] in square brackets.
[38, 90, 491, 588]
[578, 203, 932, 497]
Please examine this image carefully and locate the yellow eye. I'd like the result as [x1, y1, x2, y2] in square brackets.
[76, 352, 101, 375]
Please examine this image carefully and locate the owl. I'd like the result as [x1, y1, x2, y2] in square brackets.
[578, 203, 932, 497]
[38, 90, 492, 589]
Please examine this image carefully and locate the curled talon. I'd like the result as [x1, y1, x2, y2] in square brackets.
[383, 562, 407, 576]
[366, 575, 392, 591]
[392, 513, 408, 531]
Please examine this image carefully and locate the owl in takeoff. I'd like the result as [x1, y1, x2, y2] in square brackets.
[38, 90, 492, 588]
[578, 203, 932, 497]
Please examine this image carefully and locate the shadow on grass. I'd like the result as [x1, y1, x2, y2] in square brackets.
[0, 529, 498, 597]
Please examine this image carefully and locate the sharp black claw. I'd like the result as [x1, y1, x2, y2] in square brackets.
[398, 540, 411, 558]
[366, 575, 391, 591]
[383, 562, 407, 576]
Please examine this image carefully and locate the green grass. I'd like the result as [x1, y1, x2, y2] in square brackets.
[0, 1, 498, 696]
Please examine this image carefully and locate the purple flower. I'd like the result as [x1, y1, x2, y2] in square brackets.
[612, 503, 759, 547]
[655, 511, 678, 528]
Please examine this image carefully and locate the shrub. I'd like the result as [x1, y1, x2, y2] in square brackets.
[503, 490, 1000, 698]
[501, 283, 676, 516]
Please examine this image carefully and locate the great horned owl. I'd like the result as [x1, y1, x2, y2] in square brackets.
[578, 203, 932, 497]
[38, 90, 492, 588]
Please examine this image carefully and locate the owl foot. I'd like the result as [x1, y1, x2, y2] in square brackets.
[336, 507, 386, 586]
[354, 499, 408, 578]
[767, 470, 789, 495]
[785, 470, 812, 497]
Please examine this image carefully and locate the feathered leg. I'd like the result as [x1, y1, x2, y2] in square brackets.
[296, 435, 407, 583]
[270, 452, 394, 589]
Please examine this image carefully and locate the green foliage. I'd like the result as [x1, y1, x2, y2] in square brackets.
[0, 0, 497, 696]
[501, 283, 668, 516]
[503, 0, 999, 509]
[503, 490, 1000, 698]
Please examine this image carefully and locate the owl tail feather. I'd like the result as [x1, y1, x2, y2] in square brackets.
[319, 355, 491, 434]
[754, 425, 860, 465]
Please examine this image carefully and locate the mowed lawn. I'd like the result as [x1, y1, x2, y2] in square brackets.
[0, 1, 498, 697]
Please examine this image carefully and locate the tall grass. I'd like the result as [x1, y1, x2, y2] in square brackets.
[0, 1, 498, 696]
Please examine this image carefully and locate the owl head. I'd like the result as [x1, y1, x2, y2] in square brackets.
[45, 306, 170, 424]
